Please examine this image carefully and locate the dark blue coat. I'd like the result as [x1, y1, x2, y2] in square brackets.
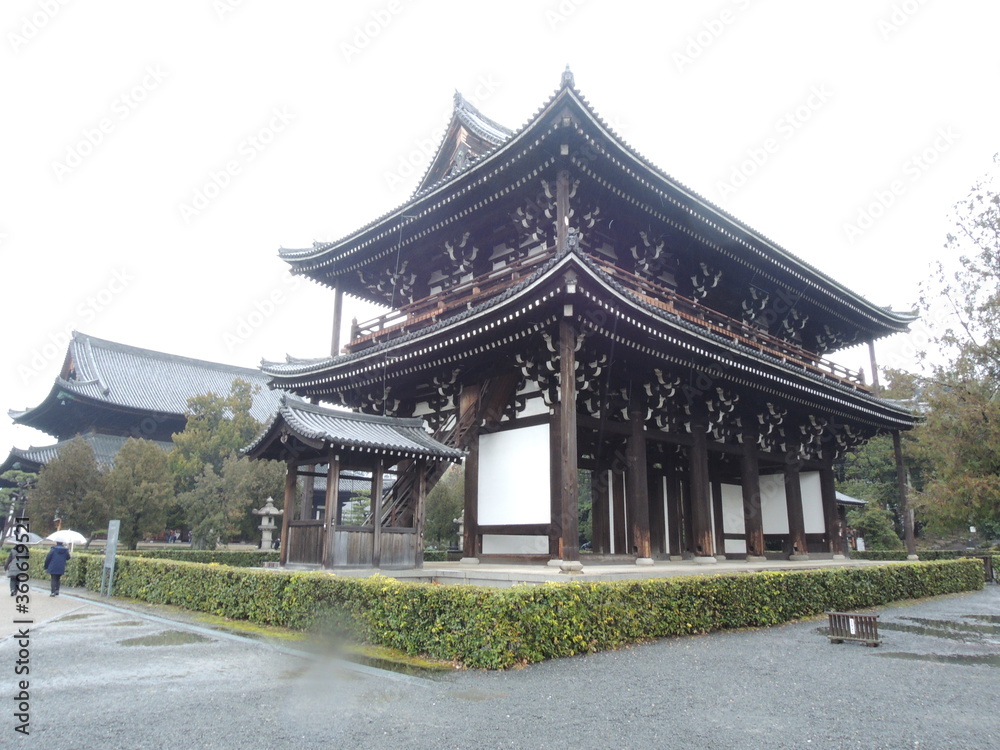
[44, 544, 71, 576]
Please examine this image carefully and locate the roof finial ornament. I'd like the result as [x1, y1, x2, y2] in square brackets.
[453, 90, 465, 109]
[562, 65, 575, 88]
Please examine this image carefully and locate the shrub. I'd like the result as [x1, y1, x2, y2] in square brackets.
[20, 550, 983, 669]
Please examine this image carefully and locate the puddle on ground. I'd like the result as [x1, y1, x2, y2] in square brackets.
[876, 652, 1000, 668]
[59, 613, 98, 622]
[119, 630, 213, 647]
[879, 617, 1000, 642]
[108, 620, 145, 627]
[965, 614, 1000, 625]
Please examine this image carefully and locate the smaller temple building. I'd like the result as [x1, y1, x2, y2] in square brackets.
[244, 396, 463, 568]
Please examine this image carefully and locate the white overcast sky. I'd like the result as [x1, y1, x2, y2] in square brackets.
[2, 0, 998, 457]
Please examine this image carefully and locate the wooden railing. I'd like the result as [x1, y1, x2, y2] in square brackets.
[346, 252, 554, 352]
[590, 258, 868, 392]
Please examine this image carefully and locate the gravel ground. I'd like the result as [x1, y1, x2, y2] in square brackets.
[2, 584, 997, 749]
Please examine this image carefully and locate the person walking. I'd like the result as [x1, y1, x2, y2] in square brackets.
[44, 540, 71, 596]
[4, 548, 21, 596]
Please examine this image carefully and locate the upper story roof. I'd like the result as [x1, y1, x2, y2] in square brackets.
[278, 68, 917, 345]
[0, 433, 173, 476]
[11, 331, 283, 441]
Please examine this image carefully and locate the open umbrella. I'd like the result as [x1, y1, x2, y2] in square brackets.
[45, 529, 87, 546]
[2, 531, 43, 545]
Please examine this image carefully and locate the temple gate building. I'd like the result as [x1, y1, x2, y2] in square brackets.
[263, 71, 916, 571]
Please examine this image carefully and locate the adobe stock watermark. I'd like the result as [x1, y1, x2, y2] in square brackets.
[223, 274, 302, 352]
[51, 65, 168, 183]
[546, 0, 589, 30]
[878, 0, 931, 40]
[18, 267, 134, 385]
[177, 106, 295, 223]
[340, 0, 404, 64]
[7, 0, 72, 54]
[383, 74, 501, 193]
[716, 84, 834, 199]
[842, 126, 959, 244]
[673, 0, 754, 72]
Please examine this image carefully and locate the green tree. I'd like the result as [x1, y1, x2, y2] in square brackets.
[847, 505, 905, 551]
[26, 438, 108, 540]
[104, 439, 173, 550]
[913, 154, 1000, 539]
[181, 455, 285, 548]
[169, 379, 263, 493]
[424, 465, 463, 548]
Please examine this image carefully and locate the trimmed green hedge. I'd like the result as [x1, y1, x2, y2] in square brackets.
[852, 549, 995, 561]
[20, 550, 983, 669]
[116, 549, 280, 567]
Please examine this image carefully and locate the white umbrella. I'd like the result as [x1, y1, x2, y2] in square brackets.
[45, 529, 87, 546]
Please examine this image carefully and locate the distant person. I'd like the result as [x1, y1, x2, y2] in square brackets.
[5, 548, 21, 596]
[44, 541, 71, 596]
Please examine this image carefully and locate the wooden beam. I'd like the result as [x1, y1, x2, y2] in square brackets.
[711, 477, 725, 558]
[819, 451, 841, 556]
[460, 385, 481, 559]
[612, 470, 627, 554]
[741, 426, 765, 559]
[665, 460, 683, 557]
[626, 402, 651, 559]
[689, 417, 715, 559]
[648, 471, 665, 557]
[414, 458, 427, 568]
[332, 285, 344, 356]
[784, 450, 808, 558]
[592, 469, 610, 554]
[279, 466, 296, 567]
[558, 316, 580, 562]
[371, 459, 384, 568]
[322, 452, 340, 568]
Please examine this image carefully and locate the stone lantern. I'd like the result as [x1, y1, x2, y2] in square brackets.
[252, 497, 283, 550]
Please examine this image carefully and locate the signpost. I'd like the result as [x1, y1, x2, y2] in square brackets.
[100, 520, 120, 596]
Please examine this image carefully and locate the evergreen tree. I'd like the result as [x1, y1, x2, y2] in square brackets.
[27, 437, 108, 540]
[104, 439, 173, 550]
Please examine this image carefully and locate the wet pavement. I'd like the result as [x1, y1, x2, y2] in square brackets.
[1, 582, 998, 749]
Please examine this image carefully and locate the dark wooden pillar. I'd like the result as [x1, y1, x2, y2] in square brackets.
[322, 453, 340, 568]
[784, 449, 809, 559]
[331, 285, 344, 356]
[279, 465, 297, 567]
[867, 339, 881, 395]
[414, 458, 427, 568]
[371, 460, 384, 568]
[626, 402, 652, 560]
[689, 417, 716, 561]
[300, 465, 315, 521]
[741, 426, 765, 560]
[556, 317, 580, 568]
[665, 461, 683, 558]
[592, 469, 610, 554]
[648, 472, 665, 557]
[460, 386, 481, 560]
[893, 431, 918, 558]
[819, 450, 842, 557]
[711, 478, 725, 559]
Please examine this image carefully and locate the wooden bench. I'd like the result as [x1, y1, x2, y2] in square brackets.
[827, 612, 881, 647]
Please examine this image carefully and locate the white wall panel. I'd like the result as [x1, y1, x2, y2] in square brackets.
[478, 424, 550, 525]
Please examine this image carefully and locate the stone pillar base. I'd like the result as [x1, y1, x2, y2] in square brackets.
[459, 557, 480, 565]
[833, 554, 847, 560]
[906, 554, 920, 561]
[694, 556, 718, 565]
[669, 555, 685, 562]
[745, 555, 767, 563]
[559, 560, 584, 575]
[635, 557, 654, 566]
[789, 554, 811, 561]
[715, 554, 727, 562]
[547, 558, 564, 568]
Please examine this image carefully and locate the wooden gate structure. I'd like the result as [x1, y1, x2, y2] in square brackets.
[262, 70, 918, 571]
[244, 396, 463, 569]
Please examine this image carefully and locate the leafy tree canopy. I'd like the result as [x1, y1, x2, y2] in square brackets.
[104, 438, 173, 550]
[913, 154, 1000, 540]
[26, 437, 108, 539]
[169, 378, 263, 493]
